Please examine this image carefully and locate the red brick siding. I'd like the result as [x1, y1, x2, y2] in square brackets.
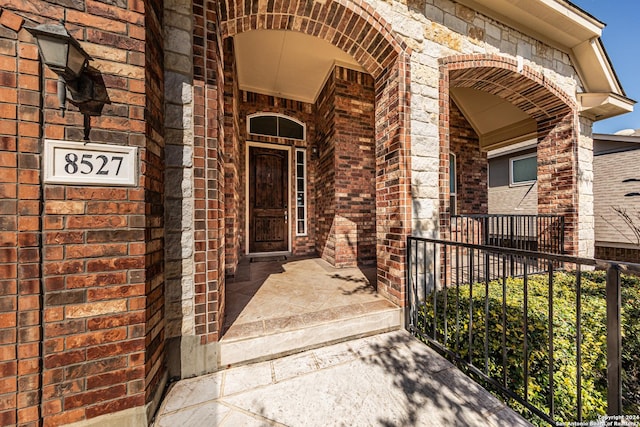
[596, 245, 640, 263]
[0, 9, 39, 427]
[373, 59, 412, 305]
[537, 113, 578, 255]
[449, 100, 487, 215]
[331, 67, 376, 266]
[193, 0, 226, 342]
[315, 69, 337, 264]
[0, 1, 165, 425]
[223, 39, 242, 276]
[142, 0, 165, 410]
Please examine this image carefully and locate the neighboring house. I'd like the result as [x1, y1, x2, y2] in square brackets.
[0, 1, 634, 426]
[485, 131, 640, 262]
[594, 130, 640, 262]
[487, 140, 538, 215]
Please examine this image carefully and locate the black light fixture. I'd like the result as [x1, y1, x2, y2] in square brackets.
[26, 21, 94, 117]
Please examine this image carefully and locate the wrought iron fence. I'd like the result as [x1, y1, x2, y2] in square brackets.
[451, 214, 565, 254]
[406, 236, 639, 425]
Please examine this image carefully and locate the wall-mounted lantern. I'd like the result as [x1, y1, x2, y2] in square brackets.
[26, 22, 96, 117]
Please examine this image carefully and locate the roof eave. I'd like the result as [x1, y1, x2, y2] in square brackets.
[455, 0, 632, 120]
[578, 92, 636, 121]
[455, 0, 604, 49]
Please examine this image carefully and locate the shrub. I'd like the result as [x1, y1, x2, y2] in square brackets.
[416, 270, 640, 424]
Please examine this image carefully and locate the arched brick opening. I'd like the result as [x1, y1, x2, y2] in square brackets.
[439, 54, 579, 254]
[190, 0, 412, 344]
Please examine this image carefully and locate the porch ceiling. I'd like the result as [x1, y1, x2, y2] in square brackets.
[451, 87, 536, 150]
[233, 30, 365, 103]
[450, 66, 570, 150]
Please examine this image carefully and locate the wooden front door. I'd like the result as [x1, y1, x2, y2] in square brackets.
[249, 146, 289, 253]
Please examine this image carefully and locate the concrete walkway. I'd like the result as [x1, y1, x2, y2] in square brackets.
[153, 331, 531, 426]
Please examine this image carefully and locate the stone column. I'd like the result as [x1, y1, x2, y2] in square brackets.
[163, 0, 197, 376]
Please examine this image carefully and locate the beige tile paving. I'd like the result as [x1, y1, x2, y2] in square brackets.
[154, 331, 532, 427]
[153, 259, 533, 426]
[223, 257, 391, 340]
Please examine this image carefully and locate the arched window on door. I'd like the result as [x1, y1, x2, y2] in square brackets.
[247, 113, 305, 140]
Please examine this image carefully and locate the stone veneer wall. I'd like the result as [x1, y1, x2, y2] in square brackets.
[577, 116, 595, 258]
[0, 1, 166, 425]
[163, 0, 196, 366]
[374, 0, 592, 252]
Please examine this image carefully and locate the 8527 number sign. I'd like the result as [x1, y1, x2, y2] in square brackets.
[45, 139, 138, 186]
[63, 153, 124, 176]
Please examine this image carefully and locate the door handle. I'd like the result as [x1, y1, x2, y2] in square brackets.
[284, 210, 288, 223]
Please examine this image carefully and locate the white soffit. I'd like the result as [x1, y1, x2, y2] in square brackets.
[451, 87, 529, 136]
[456, 0, 602, 49]
[234, 30, 365, 103]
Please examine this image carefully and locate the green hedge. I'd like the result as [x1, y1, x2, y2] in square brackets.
[417, 270, 639, 424]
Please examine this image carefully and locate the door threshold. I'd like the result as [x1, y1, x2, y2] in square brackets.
[247, 252, 290, 263]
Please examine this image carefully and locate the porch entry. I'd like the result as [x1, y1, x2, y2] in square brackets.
[249, 145, 289, 253]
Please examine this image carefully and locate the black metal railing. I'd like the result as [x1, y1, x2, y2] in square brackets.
[406, 236, 638, 426]
[451, 214, 565, 254]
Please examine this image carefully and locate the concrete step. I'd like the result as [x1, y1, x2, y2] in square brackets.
[218, 304, 402, 368]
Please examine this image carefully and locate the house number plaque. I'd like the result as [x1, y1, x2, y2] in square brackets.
[44, 139, 138, 186]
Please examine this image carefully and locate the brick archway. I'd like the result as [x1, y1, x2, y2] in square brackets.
[190, 0, 413, 344]
[216, 0, 414, 305]
[439, 54, 579, 254]
[216, 0, 406, 80]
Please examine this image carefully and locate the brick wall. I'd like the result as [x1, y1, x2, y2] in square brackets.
[315, 69, 337, 264]
[0, 1, 165, 425]
[449, 100, 487, 215]
[142, 0, 165, 411]
[223, 38, 241, 276]
[332, 67, 376, 266]
[0, 8, 40, 426]
[538, 113, 578, 255]
[595, 245, 640, 263]
[373, 58, 412, 305]
[315, 66, 377, 267]
[192, 0, 225, 342]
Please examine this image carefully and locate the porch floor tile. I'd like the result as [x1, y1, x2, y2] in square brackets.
[154, 330, 532, 427]
[219, 257, 401, 367]
[222, 256, 391, 340]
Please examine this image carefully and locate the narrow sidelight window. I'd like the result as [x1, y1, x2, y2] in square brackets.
[450, 153, 457, 215]
[296, 149, 307, 235]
